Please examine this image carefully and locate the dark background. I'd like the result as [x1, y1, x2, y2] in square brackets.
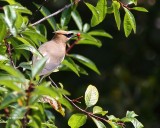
[19, 0, 160, 127]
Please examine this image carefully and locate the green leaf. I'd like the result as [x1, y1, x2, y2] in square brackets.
[123, 13, 132, 37]
[0, 55, 8, 61]
[85, 0, 107, 27]
[71, 10, 83, 31]
[78, 39, 102, 47]
[7, 106, 27, 128]
[132, 7, 148, 12]
[34, 3, 57, 30]
[36, 24, 47, 38]
[88, 30, 113, 38]
[124, 7, 136, 33]
[92, 117, 106, 128]
[93, 106, 108, 116]
[107, 115, 120, 122]
[69, 54, 101, 75]
[121, 111, 144, 128]
[0, 91, 24, 109]
[62, 56, 80, 76]
[68, 113, 87, 128]
[31, 56, 47, 78]
[15, 44, 41, 56]
[61, 7, 72, 27]
[83, 23, 90, 33]
[0, 76, 22, 91]
[127, 0, 137, 5]
[3, 5, 17, 36]
[85, 85, 99, 108]
[10, 4, 32, 14]
[0, 64, 25, 81]
[113, 1, 121, 30]
[22, 30, 47, 46]
[0, 17, 7, 42]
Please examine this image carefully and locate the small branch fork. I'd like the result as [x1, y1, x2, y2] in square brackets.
[116, 0, 132, 10]
[48, 76, 125, 127]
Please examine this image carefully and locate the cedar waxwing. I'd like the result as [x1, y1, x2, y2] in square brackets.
[32, 30, 75, 76]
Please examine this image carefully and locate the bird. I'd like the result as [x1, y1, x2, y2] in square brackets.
[32, 30, 75, 77]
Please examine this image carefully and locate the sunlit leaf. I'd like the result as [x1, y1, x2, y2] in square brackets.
[0, 17, 7, 42]
[15, 44, 41, 56]
[3, 5, 17, 36]
[7, 106, 27, 128]
[62, 56, 80, 76]
[71, 10, 83, 31]
[113, 1, 121, 30]
[10, 4, 32, 14]
[132, 7, 148, 12]
[85, 85, 99, 108]
[92, 117, 106, 128]
[88, 30, 113, 38]
[0, 91, 24, 109]
[123, 13, 132, 37]
[68, 113, 87, 128]
[31, 57, 47, 78]
[124, 8, 136, 33]
[93, 106, 108, 116]
[61, 7, 72, 27]
[83, 23, 90, 33]
[69, 54, 100, 75]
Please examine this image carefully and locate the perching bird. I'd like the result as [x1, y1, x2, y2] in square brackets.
[32, 30, 75, 76]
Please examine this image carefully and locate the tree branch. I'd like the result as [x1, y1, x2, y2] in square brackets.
[4, 40, 16, 68]
[31, 2, 75, 26]
[48, 76, 112, 125]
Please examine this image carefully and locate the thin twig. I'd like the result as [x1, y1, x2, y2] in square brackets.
[66, 37, 81, 53]
[4, 40, 16, 68]
[31, 2, 74, 26]
[48, 76, 111, 124]
[27, 0, 50, 25]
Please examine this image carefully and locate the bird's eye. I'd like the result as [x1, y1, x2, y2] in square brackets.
[63, 33, 74, 38]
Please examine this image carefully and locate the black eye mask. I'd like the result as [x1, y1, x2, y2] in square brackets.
[62, 33, 74, 38]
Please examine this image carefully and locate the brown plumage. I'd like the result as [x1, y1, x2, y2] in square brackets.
[32, 30, 74, 76]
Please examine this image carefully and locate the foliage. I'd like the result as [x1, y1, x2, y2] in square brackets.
[0, 0, 147, 127]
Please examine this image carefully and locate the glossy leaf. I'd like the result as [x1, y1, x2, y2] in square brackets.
[78, 39, 102, 47]
[121, 111, 144, 128]
[15, 44, 41, 56]
[88, 30, 113, 38]
[0, 76, 22, 91]
[62, 56, 80, 76]
[85, 0, 107, 27]
[83, 23, 90, 33]
[0, 17, 7, 42]
[3, 5, 17, 36]
[10, 4, 32, 14]
[31, 56, 47, 78]
[93, 106, 108, 116]
[22, 30, 47, 46]
[36, 24, 47, 38]
[61, 7, 72, 27]
[0, 64, 25, 81]
[71, 10, 83, 31]
[113, 1, 121, 30]
[124, 8, 136, 33]
[0, 91, 24, 109]
[68, 113, 87, 128]
[132, 7, 148, 12]
[85, 85, 99, 108]
[92, 117, 106, 128]
[34, 3, 57, 30]
[123, 13, 132, 37]
[69, 54, 101, 75]
[7, 106, 27, 128]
